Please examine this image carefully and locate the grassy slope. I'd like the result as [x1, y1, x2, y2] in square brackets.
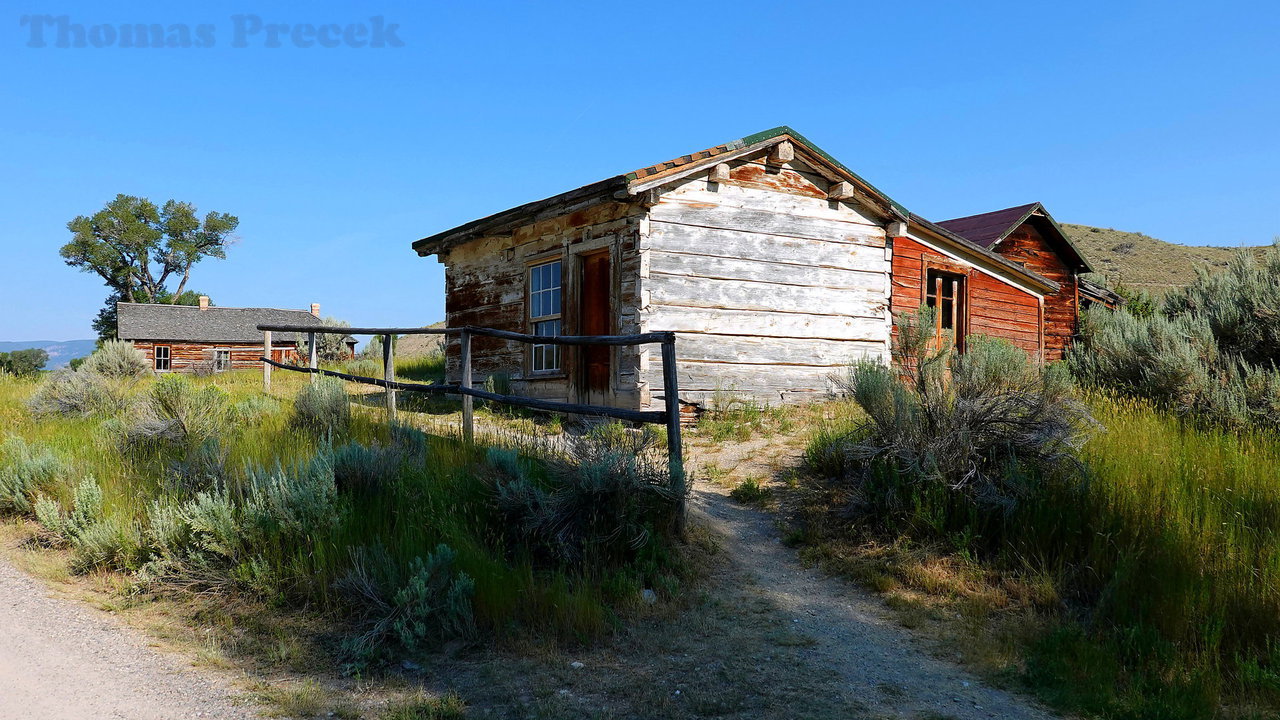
[1063, 223, 1267, 295]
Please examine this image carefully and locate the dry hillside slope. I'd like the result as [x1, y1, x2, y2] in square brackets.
[1063, 223, 1269, 295]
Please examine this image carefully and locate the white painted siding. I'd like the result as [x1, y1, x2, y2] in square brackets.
[638, 160, 891, 407]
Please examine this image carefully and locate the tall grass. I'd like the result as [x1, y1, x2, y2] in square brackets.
[806, 381, 1280, 716]
[0, 368, 684, 661]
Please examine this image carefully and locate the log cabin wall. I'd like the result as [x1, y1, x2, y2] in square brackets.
[890, 236, 1044, 356]
[638, 153, 892, 407]
[991, 223, 1077, 361]
[438, 201, 646, 407]
[131, 341, 299, 371]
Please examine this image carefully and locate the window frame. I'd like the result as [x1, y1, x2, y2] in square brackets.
[527, 258, 564, 374]
[922, 264, 969, 351]
[153, 344, 171, 372]
[213, 348, 231, 373]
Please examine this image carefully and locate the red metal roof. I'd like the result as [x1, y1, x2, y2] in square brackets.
[935, 203, 1041, 248]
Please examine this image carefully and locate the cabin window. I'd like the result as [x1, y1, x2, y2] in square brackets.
[214, 349, 231, 372]
[925, 269, 966, 348]
[529, 259, 563, 372]
[154, 345, 171, 372]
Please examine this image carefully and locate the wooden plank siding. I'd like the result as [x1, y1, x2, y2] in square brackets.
[890, 236, 1043, 356]
[639, 156, 892, 407]
[991, 225, 1077, 361]
[132, 341, 299, 372]
[438, 201, 647, 407]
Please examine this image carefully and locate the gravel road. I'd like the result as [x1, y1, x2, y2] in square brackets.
[0, 558, 255, 720]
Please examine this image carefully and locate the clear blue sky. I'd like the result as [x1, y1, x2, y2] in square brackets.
[3, 1, 1278, 341]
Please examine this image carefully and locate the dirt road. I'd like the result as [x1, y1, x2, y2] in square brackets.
[0, 558, 253, 720]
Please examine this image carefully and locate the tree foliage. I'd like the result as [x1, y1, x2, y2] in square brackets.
[61, 195, 237, 339]
[0, 349, 49, 376]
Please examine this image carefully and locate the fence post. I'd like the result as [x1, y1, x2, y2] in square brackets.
[383, 333, 397, 423]
[460, 328, 474, 443]
[660, 333, 686, 534]
[262, 330, 273, 392]
[307, 331, 318, 382]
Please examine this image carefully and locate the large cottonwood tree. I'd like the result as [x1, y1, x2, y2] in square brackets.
[60, 194, 239, 338]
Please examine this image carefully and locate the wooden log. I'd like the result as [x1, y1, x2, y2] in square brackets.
[307, 331, 317, 383]
[259, 357, 666, 424]
[828, 181, 855, 200]
[661, 335, 686, 536]
[768, 140, 794, 164]
[460, 328, 474, 443]
[383, 333, 396, 423]
[709, 163, 730, 183]
[263, 330, 272, 392]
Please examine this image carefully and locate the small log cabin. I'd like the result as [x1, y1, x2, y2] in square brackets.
[116, 297, 355, 372]
[413, 127, 1114, 410]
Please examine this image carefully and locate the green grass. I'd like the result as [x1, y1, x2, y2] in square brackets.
[796, 390, 1280, 718]
[0, 368, 682, 652]
[396, 353, 446, 384]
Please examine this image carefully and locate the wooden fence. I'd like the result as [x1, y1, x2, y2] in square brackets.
[256, 323, 685, 520]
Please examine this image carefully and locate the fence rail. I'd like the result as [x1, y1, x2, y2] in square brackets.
[256, 323, 685, 528]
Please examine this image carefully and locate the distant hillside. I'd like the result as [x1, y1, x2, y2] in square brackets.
[396, 321, 446, 357]
[0, 339, 96, 369]
[1062, 224, 1268, 296]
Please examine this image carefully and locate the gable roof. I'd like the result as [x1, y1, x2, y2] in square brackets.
[937, 202, 1093, 272]
[412, 126, 908, 257]
[907, 214, 1061, 294]
[116, 303, 323, 344]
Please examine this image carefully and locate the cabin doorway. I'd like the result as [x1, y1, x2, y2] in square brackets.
[578, 250, 612, 405]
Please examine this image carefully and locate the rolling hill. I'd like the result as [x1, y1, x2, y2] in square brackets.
[1062, 224, 1268, 296]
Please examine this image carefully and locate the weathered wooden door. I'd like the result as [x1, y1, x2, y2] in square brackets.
[579, 251, 612, 404]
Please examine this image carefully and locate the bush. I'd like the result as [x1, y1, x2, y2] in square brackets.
[298, 317, 353, 363]
[0, 348, 48, 376]
[231, 394, 281, 425]
[27, 369, 127, 417]
[332, 441, 403, 495]
[824, 307, 1092, 521]
[0, 437, 66, 514]
[1071, 306, 1280, 431]
[116, 374, 230, 453]
[292, 377, 350, 436]
[1072, 244, 1280, 431]
[80, 340, 149, 379]
[35, 476, 142, 572]
[336, 543, 476, 661]
[491, 427, 681, 568]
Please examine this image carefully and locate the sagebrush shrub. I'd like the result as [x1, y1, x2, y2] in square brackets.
[336, 543, 476, 660]
[825, 307, 1092, 518]
[0, 436, 66, 514]
[231, 394, 280, 424]
[27, 370, 127, 417]
[1071, 244, 1280, 431]
[332, 441, 402, 495]
[35, 476, 142, 572]
[491, 427, 680, 567]
[81, 340, 150, 379]
[292, 377, 350, 436]
[117, 374, 230, 452]
[242, 456, 339, 545]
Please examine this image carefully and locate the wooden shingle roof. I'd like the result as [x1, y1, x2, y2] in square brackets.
[116, 303, 321, 344]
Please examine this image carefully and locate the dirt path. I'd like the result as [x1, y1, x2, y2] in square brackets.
[0, 557, 255, 720]
[689, 437, 1058, 720]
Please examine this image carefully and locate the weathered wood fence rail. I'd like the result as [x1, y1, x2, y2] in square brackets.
[256, 324, 685, 516]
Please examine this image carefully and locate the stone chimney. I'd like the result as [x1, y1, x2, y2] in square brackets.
[198, 295, 210, 311]
[310, 303, 321, 317]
